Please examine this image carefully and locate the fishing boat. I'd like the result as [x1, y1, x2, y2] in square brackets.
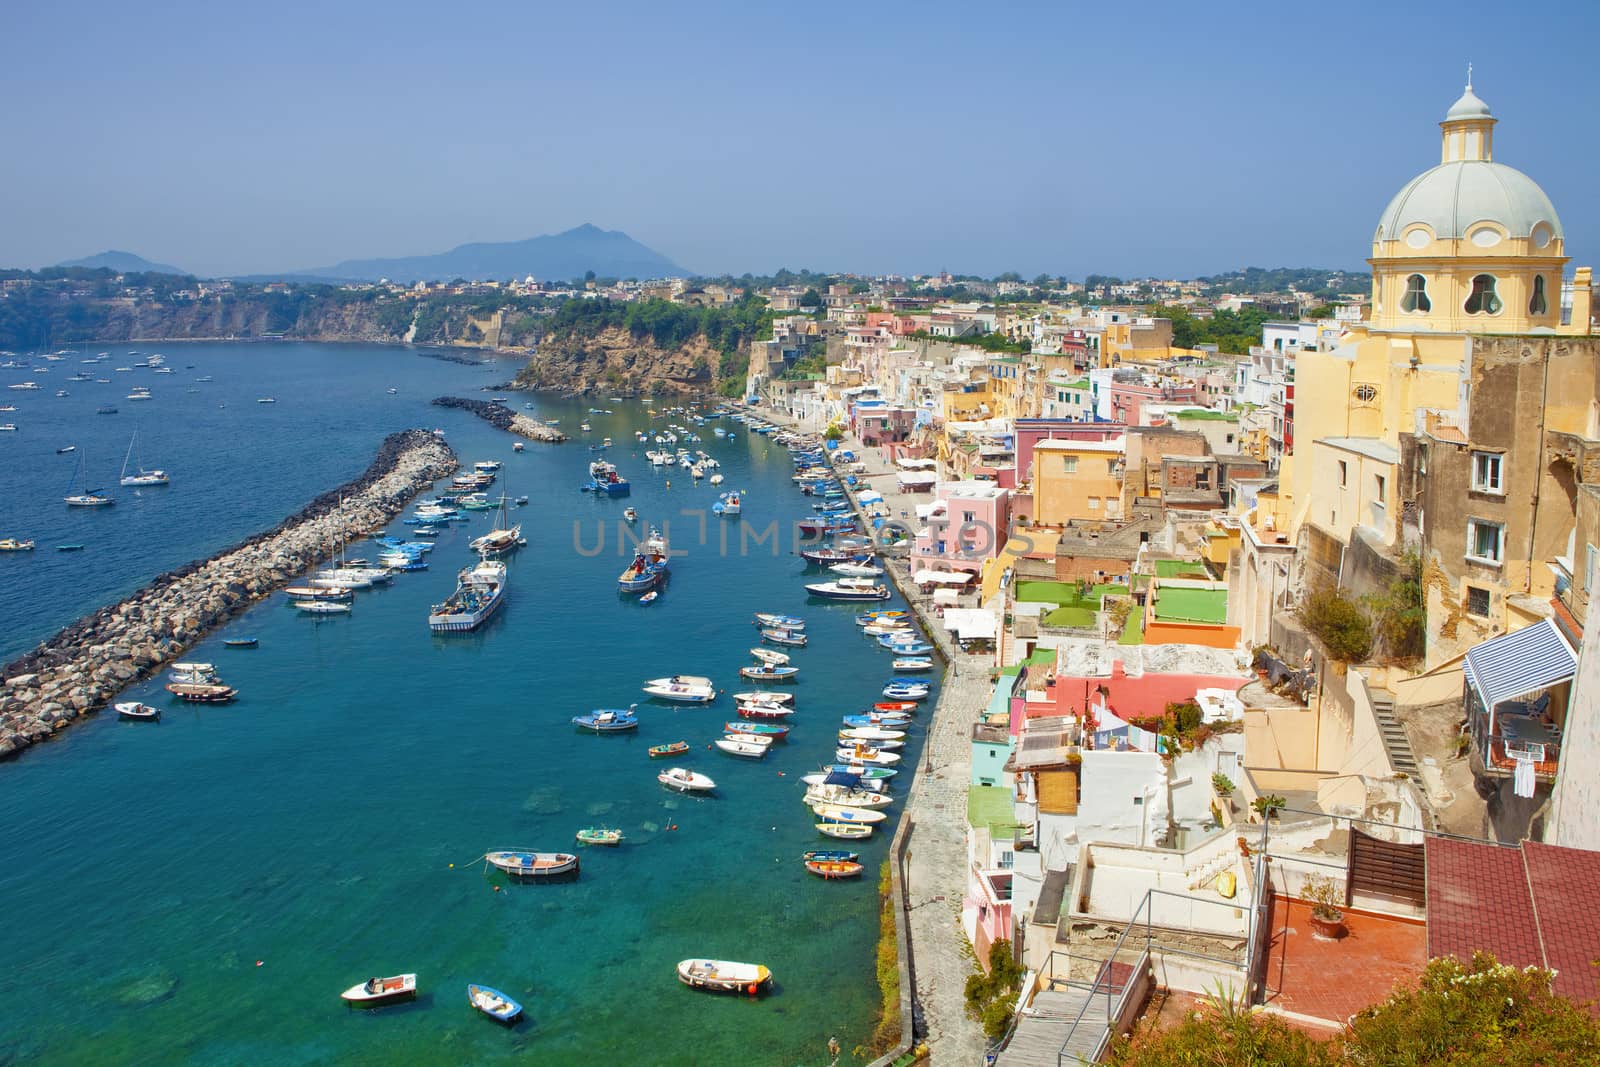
[623, 507, 638, 523]
[753, 613, 804, 630]
[796, 517, 857, 537]
[466, 983, 522, 1024]
[166, 681, 237, 703]
[856, 610, 907, 625]
[114, 702, 160, 722]
[658, 767, 716, 794]
[63, 448, 114, 507]
[224, 638, 259, 648]
[843, 713, 911, 729]
[817, 822, 874, 840]
[295, 600, 351, 615]
[874, 701, 919, 714]
[676, 959, 772, 997]
[572, 706, 639, 733]
[731, 690, 793, 706]
[810, 804, 887, 824]
[723, 721, 788, 741]
[799, 547, 863, 566]
[648, 740, 690, 759]
[711, 491, 741, 516]
[0, 538, 35, 551]
[341, 974, 417, 1006]
[429, 558, 508, 633]
[575, 828, 624, 847]
[835, 744, 901, 765]
[882, 682, 931, 701]
[715, 736, 770, 759]
[804, 849, 860, 865]
[118, 430, 168, 486]
[642, 675, 716, 703]
[805, 578, 890, 601]
[839, 728, 905, 747]
[760, 628, 807, 647]
[893, 657, 934, 672]
[468, 495, 522, 557]
[617, 527, 670, 593]
[805, 858, 864, 879]
[739, 664, 798, 683]
[749, 647, 790, 667]
[880, 639, 934, 656]
[801, 771, 889, 793]
[485, 850, 580, 878]
[736, 702, 795, 721]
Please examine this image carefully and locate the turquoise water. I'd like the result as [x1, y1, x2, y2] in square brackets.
[0, 344, 933, 1065]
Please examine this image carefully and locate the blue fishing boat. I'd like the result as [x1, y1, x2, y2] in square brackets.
[803, 849, 860, 864]
[467, 984, 523, 1025]
[882, 681, 931, 701]
[843, 714, 912, 729]
[825, 763, 897, 779]
[572, 706, 639, 733]
[617, 527, 669, 593]
[753, 613, 804, 630]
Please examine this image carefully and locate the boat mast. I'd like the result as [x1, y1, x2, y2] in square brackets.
[121, 431, 136, 481]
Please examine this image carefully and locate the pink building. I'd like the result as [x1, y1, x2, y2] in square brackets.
[1013, 418, 1126, 486]
[1108, 380, 1199, 426]
[912, 481, 1011, 575]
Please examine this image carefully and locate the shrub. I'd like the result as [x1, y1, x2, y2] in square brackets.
[964, 939, 1024, 1040]
[1365, 547, 1426, 663]
[1301, 874, 1344, 922]
[1108, 997, 1338, 1066]
[1211, 773, 1235, 796]
[1297, 586, 1373, 663]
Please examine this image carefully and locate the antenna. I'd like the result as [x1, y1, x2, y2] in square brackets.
[1466, 62, 1473, 91]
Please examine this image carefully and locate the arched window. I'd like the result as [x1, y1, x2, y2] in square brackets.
[1400, 274, 1431, 313]
[1530, 275, 1548, 316]
[1464, 274, 1502, 315]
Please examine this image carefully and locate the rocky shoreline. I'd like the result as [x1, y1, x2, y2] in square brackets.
[0, 429, 459, 761]
[430, 395, 568, 442]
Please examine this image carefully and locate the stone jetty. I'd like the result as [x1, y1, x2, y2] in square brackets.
[0, 429, 458, 761]
[431, 396, 567, 443]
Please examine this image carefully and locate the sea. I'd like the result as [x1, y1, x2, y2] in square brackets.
[0, 342, 935, 1065]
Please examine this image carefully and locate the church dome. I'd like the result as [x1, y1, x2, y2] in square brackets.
[1445, 85, 1491, 120]
[1375, 160, 1563, 243]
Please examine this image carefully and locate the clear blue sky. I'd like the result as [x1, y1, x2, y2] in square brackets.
[3, 0, 1594, 279]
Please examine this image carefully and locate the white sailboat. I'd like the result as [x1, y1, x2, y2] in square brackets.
[63, 449, 114, 507]
[119, 430, 169, 486]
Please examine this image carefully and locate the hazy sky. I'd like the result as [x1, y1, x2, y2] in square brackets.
[3, 0, 1594, 279]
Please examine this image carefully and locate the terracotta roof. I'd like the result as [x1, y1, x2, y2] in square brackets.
[1424, 837, 1543, 968]
[1523, 840, 1600, 1010]
[1429, 424, 1468, 444]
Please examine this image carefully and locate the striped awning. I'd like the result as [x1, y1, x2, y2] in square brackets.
[1463, 619, 1576, 711]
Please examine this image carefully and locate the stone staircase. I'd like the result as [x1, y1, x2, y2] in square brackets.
[1370, 690, 1419, 775]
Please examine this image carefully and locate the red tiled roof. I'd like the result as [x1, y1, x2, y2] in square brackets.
[1523, 841, 1600, 1010]
[1425, 837, 1543, 969]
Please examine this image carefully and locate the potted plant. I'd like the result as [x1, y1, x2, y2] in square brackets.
[1211, 773, 1235, 798]
[1302, 874, 1347, 940]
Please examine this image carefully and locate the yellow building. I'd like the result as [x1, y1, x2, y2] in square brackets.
[1032, 439, 1125, 525]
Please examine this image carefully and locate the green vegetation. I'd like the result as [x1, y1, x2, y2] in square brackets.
[543, 294, 773, 388]
[1195, 266, 1370, 300]
[1152, 587, 1228, 625]
[1148, 303, 1277, 355]
[861, 860, 903, 1057]
[964, 939, 1025, 1040]
[1211, 773, 1235, 796]
[1015, 581, 1128, 629]
[1118, 610, 1145, 645]
[1364, 547, 1425, 663]
[1108, 986, 1337, 1066]
[1297, 586, 1374, 663]
[908, 329, 1030, 355]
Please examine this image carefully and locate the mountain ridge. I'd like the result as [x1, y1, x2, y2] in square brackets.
[56, 250, 188, 276]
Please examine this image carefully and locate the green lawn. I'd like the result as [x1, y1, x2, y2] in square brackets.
[1154, 560, 1211, 579]
[1016, 580, 1128, 630]
[1118, 611, 1145, 645]
[1043, 606, 1096, 627]
[1153, 587, 1229, 624]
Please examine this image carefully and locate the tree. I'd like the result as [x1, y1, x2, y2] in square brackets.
[799, 288, 821, 308]
[1296, 586, 1374, 663]
[964, 939, 1025, 1040]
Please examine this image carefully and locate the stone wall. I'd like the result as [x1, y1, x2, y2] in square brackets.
[430, 396, 568, 442]
[0, 430, 458, 761]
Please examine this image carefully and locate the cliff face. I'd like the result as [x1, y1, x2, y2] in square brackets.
[513, 325, 727, 396]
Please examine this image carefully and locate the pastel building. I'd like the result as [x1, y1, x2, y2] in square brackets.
[913, 480, 1012, 576]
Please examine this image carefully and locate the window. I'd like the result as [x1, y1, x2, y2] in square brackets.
[1401, 273, 1431, 313]
[1107, 459, 1118, 475]
[1471, 452, 1503, 494]
[1467, 519, 1505, 564]
[1464, 274, 1502, 315]
[1338, 460, 1348, 487]
[1466, 585, 1491, 617]
[1061, 456, 1078, 473]
[1530, 275, 1549, 316]
[1374, 473, 1387, 503]
[1087, 497, 1099, 510]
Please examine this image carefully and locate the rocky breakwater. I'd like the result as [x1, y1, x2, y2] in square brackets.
[0, 429, 458, 761]
[431, 396, 568, 443]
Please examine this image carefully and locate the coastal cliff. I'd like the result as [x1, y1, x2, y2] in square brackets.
[0, 430, 458, 761]
[512, 325, 725, 396]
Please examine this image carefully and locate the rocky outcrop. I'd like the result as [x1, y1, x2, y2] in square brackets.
[431, 396, 568, 442]
[0, 430, 458, 762]
[512, 325, 725, 397]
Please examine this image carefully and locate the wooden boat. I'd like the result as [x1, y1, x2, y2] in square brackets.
[881, 683, 930, 701]
[575, 827, 624, 847]
[724, 721, 789, 741]
[572, 706, 639, 733]
[485, 850, 580, 878]
[467, 983, 523, 1024]
[817, 822, 874, 840]
[840, 726, 906, 743]
[803, 849, 860, 864]
[341, 973, 417, 1006]
[648, 740, 690, 759]
[835, 744, 901, 765]
[739, 665, 798, 683]
[753, 613, 804, 630]
[676, 959, 772, 997]
[805, 858, 865, 879]
[749, 647, 790, 667]
[760, 628, 808, 647]
[165, 682, 236, 703]
[223, 638, 259, 648]
[856, 610, 908, 625]
[737, 703, 795, 721]
[658, 767, 716, 793]
[874, 701, 919, 714]
[892, 658, 934, 672]
[731, 691, 793, 706]
[810, 804, 887, 824]
[715, 736, 770, 759]
[843, 714, 911, 729]
[807, 783, 896, 809]
[114, 702, 160, 722]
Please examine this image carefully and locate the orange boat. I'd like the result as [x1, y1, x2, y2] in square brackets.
[649, 741, 690, 759]
[804, 858, 864, 879]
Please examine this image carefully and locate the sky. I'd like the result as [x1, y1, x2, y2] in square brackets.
[3, 0, 1596, 280]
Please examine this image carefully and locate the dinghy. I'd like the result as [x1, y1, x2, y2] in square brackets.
[809, 804, 887, 824]
[736, 703, 795, 721]
[738, 665, 798, 683]
[817, 822, 874, 840]
[642, 676, 717, 703]
[731, 691, 793, 706]
[575, 828, 624, 847]
[760, 628, 808, 647]
[165, 682, 236, 703]
[805, 858, 865, 879]
[749, 647, 790, 667]
[648, 740, 690, 759]
[724, 721, 789, 741]
[114, 702, 160, 722]
[341, 974, 417, 1006]
[804, 849, 860, 864]
[676, 959, 772, 997]
[467, 983, 523, 1024]
[835, 744, 901, 765]
[572, 706, 639, 733]
[874, 701, 919, 714]
[485, 850, 579, 879]
[753, 613, 804, 630]
[840, 726, 907, 743]
[892, 657, 933, 672]
[714, 736, 770, 759]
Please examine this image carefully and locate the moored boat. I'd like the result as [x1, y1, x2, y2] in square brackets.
[810, 804, 887, 824]
[0, 538, 35, 551]
[572, 706, 639, 732]
[642, 675, 717, 703]
[835, 744, 901, 765]
[166, 682, 236, 703]
[341, 974, 417, 1006]
[760, 628, 807, 647]
[429, 558, 508, 633]
[882, 682, 931, 701]
[892, 657, 934, 672]
[467, 983, 523, 1024]
[730, 691, 793, 706]
[805, 578, 890, 601]
[817, 822, 874, 840]
[737, 702, 795, 721]
[753, 613, 804, 630]
[575, 828, 624, 847]
[223, 638, 259, 648]
[805, 858, 864, 879]
[738, 664, 798, 683]
[874, 700, 919, 713]
[749, 646, 790, 667]
[803, 849, 860, 864]
[485, 850, 580, 878]
[618, 527, 670, 593]
[715, 736, 770, 759]
[724, 721, 789, 741]
[658, 767, 716, 793]
[676, 959, 772, 997]
[114, 702, 160, 722]
[648, 740, 690, 759]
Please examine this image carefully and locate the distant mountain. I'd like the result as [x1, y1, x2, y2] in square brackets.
[56, 250, 189, 276]
[289, 224, 689, 284]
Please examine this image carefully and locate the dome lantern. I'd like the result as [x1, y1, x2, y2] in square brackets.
[1441, 70, 1495, 163]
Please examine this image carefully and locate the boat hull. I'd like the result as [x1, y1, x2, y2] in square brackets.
[485, 851, 580, 879]
[467, 984, 523, 1024]
[676, 960, 772, 997]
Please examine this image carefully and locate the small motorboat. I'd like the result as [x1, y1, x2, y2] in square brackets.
[0, 539, 36, 551]
[803, 849, 860, 864]
[874, 701, 919, 714]
[882, 641, 934, 656]
[639, 591, 659, 605]
[56, 445, 75, 454]
[892, 658, 934, 672]
[724, 721, 788, 741]
[485, 850, 580, 879]
[573, 706, 639, 733]
[806, 784, 897, 809]
[676, 959, 772, 997]
[737, 703, 795, 721]
[575, 827, 624, 847]
[658, 767, 716, 794]
[715, 736, 770, 759]
[642, 676, 717, 703]
[843, 714, 911, 729]
[341, 973, 417, 1006]
[826, 764, 897, 780]
[805, 858, 864, 879]
[114, 702, 160, 722]
[295, 600, 352, 615]
[817, 822, 874, 840]
[512, 441, 525, 452]
[839, 725, 906, 743]
[165, 682, 236, 703]
[802, 772, 888, 793]
[811, 804, 887, 824]
[760, 628, 808, 647]
[856, 610, 907, 625]
[730, 691, 793, 706]
[623, 507, 638, 523]
[835, 744, 901, 766]
[55, 543, 85, 552]
[882, 683, 931, 701]
[753, 613, 804, 630]
[467, 983, 524, 1025]
[749, 647, 790, 667]
[648, 740, 690, 759]
[830, 561, 884, 578]
[739, 665, 798, 683]
[223, 637, 259, 648]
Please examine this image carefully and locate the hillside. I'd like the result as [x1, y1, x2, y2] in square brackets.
[55, 250, 188, 276]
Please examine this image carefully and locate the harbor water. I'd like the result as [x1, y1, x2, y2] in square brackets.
[0, 343, 935, 1065]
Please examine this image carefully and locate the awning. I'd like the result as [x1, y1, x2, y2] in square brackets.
[1463, 619, 1576, 711]
[932, 588, 962, 604]
[858, 491, 884, 504]
[915, 501, 946, 519]
[942, 608, 997, 640]
[896, 458, 937, 470]
[898, 472, 938, 486]
[913, 570, 975, 585]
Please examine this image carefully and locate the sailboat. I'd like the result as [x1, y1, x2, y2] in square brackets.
[468, 494, 523, 557]
[64, 449, 114, 507]
[119, 430, 169, 486]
